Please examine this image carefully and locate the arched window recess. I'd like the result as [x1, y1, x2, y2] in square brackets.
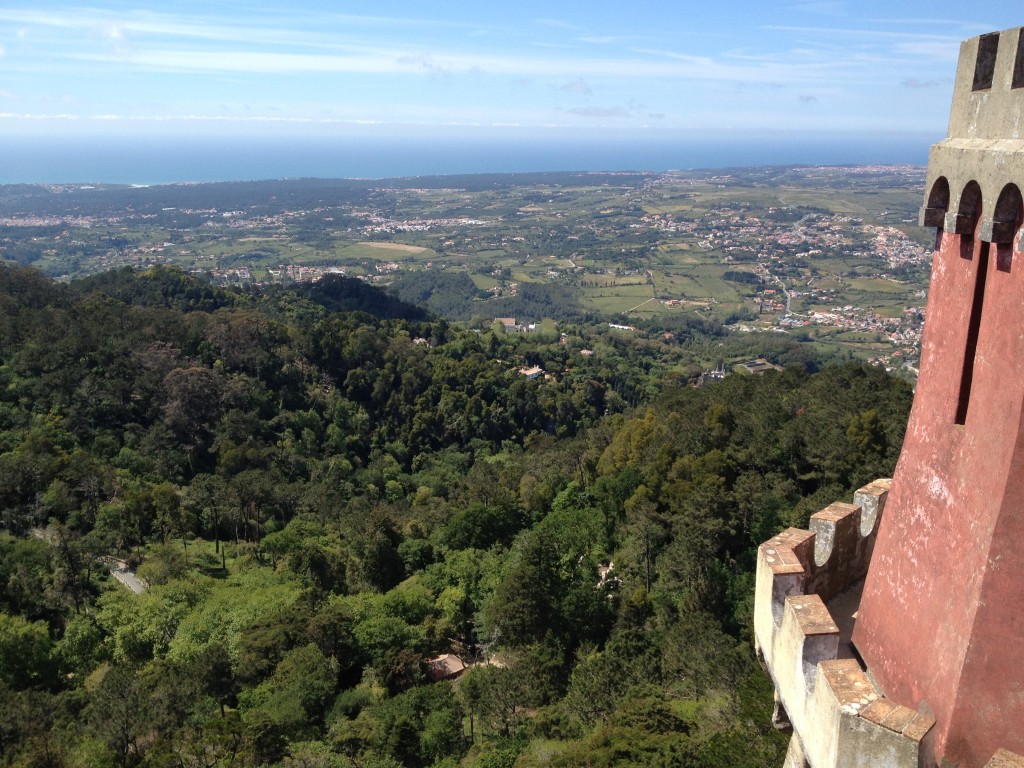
[948, 181, 983, 236]
[980, 183, 1024, 247]
[921, 177, 950, 229]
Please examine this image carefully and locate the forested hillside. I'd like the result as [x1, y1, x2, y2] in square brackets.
[0, 263, 913, 767]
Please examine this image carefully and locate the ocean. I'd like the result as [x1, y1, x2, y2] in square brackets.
[0, 133, 935, 186]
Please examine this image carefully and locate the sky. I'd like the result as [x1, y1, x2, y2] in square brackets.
[0, 2, 1022, 179]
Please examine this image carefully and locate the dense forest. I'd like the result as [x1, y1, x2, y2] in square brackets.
[0, 263, 913, 767]
[388, 274, 594, 324]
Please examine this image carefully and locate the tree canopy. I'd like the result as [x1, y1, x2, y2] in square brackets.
[0, 263, 912, 767]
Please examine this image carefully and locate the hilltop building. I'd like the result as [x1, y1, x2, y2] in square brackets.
[754, 27, 1024, 768]
[736, 358, 783, 375]
[518, 366, 544, 380]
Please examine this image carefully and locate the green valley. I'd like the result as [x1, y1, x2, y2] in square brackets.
[0, 165, 930, 372]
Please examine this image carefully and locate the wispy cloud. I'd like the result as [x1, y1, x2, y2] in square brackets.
[560, 78, 592, 95]
[894, 40, 960, 60]
[767, 24, 960, 47]
[566, 106, 630, 118]
[790, 2, 848, 15]
[0, 111, 590, 131]
[63, 46, 833, 85]
[0, 112, 383, 125]
[770, 23, 958, 56]
[0, 2, 973, 139]
[0, 8, 480, 49]
[395, 54, 453, 77]
[578, 35, 646, 45]
[533, 18, 580, 31]
[4, 5, 847, 87]
[864, 17, 996, 29]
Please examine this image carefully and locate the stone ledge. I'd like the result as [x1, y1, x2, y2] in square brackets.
[987, 749, 1024, 768]
[920, 205, 946, 229]
[763, 528, 813, 576]
[924, 141, 1024, 246]
[819, 658, 880, 716]
[789, 595, 840, 636]
[859, 696, 934, 742]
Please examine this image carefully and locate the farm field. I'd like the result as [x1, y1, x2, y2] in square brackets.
[0, 165, 931, 367]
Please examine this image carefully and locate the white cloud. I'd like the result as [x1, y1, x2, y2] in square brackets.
[533, 19, 579, 31]
[566, 106, 630, 118]
[0, 112, 397, 125]
[62, 46, 825, 85]
[396, 54, 452, 76]
[578, 35, 644, 45]
[766, 24, 961, 54]
[560, 78, 592, 95]
[0, 8, 480, 50]
[893, 40, 960, 61]
[789, 2, 847, 15]
[0, 3, 962, 138]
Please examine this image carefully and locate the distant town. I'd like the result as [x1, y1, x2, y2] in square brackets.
[0, 165, 931, 374]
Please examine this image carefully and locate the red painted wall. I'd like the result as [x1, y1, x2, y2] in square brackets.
[853, 227, 1024, 766]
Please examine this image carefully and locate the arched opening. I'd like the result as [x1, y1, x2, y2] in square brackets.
[922, 177, 950, 230]
[928, 177, 951, 211]
[992, 183, 1023, 229]
[952, 181, 984, 248]
[992, 183, 1023, 271]
[958, 182, 983, 229]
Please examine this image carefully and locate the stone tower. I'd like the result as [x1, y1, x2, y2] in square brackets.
[754, 27, 1024, 768]
[854, 26, 1024, 767]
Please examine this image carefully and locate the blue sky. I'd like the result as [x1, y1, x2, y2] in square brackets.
[0, 1, 1020, 147]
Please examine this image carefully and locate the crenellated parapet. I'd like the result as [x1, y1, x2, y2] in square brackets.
[755, 479, 890, 649]
[754, 480, 938, 768]
[920, 27, 1024, 245]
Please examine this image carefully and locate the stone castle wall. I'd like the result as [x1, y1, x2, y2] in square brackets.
[754, 480, 936, 768]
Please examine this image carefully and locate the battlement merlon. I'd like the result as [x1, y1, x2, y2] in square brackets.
[754, 480, 940, 768]
[754, 480, 891, 649]
[920, 28, 1024, 243]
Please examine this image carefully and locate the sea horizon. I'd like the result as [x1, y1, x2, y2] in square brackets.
[0, 132, 936, 186]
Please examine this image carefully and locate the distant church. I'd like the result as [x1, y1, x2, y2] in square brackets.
[753, 27, 1024, 768]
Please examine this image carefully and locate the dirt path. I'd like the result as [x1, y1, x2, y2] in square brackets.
[103, 557, 148, 594]
[30, 528, 148, 593]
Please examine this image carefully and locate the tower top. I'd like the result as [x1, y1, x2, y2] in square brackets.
[947, 27, 1024, 141]
[922, 27, 1024, 242]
